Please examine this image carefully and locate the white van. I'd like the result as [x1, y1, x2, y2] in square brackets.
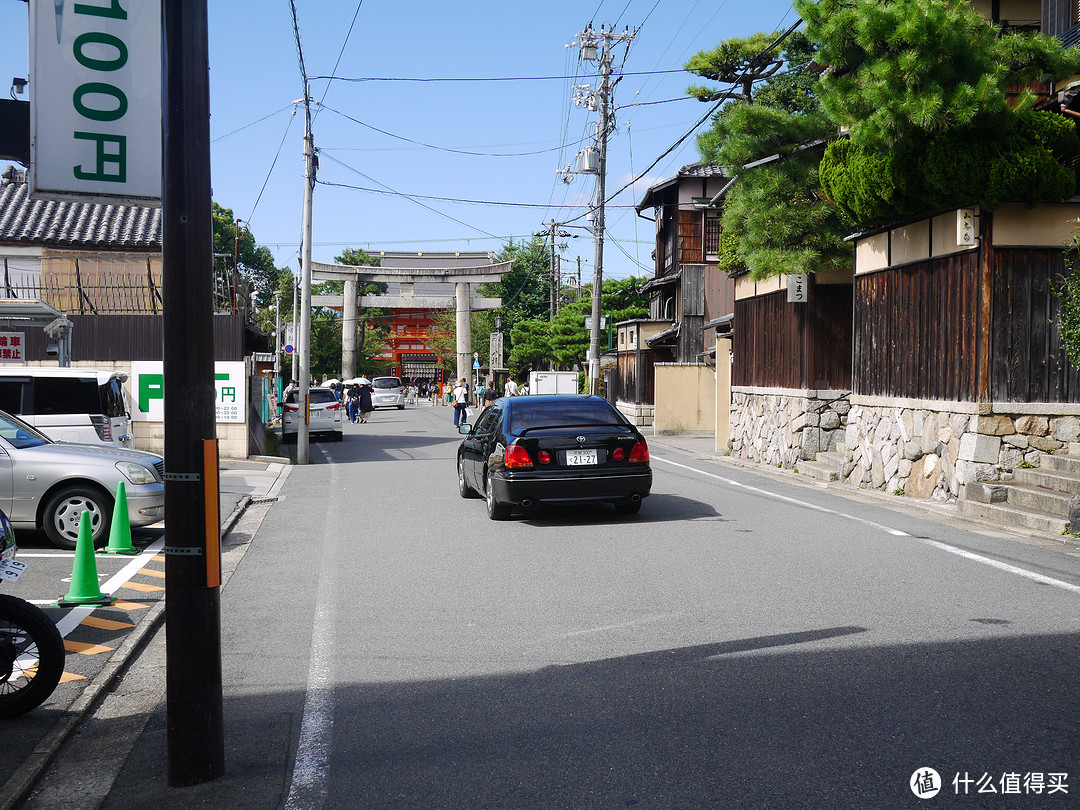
[0, 368, 134, 447]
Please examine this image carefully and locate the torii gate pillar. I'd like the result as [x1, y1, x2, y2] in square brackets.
[455, 282, 471, 385]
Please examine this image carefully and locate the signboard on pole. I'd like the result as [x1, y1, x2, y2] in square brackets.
[29, 0, 162, 204]
[787, 274, 808, 304]
[130, 361, 246, 423]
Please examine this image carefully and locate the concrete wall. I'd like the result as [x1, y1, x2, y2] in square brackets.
[715, 336, 731, 453]
[654, 363, 715, 434]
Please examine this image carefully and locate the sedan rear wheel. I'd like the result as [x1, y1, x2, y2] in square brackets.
[458, 457, 479, 498]
[485, 474, 511, 520]
[43, 486, 111, 550]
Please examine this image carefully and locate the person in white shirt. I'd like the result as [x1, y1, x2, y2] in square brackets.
[503, 378, 518, 397]
[452, 379, 469, 427]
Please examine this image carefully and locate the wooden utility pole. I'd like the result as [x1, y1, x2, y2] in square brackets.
[161, 0, 224, 786]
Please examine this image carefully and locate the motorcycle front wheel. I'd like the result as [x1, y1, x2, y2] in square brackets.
[0, 594, 65, 718]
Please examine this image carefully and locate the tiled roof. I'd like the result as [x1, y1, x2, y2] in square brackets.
[636, 162, 727, 212]
[0, 166, 161, 250]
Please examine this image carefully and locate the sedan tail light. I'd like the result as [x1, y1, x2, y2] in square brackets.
[325, 403, 340, 410]
[504, 444, 534, 468]
[628, 440, 649, 463]
[284, 404, 299, 411]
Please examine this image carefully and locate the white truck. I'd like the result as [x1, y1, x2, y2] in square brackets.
[527, 370, 579, 395]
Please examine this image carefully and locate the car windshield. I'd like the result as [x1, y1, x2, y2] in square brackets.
[0, 409, 52, 449]
[373, 378, 400, 389]
[507, 400, 626, 433]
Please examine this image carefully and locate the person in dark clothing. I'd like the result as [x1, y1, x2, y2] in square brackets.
[358, 379, 374, 423]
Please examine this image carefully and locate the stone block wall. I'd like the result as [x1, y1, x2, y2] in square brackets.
[841, 404, 1080, 501]
[617, 401, 654, 428]
[730, 387, 850, 467]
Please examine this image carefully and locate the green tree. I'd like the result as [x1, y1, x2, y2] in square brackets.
[799, 0, 1080, 227]
[689, 31, 852, 279]
[211, 203, 288, 308]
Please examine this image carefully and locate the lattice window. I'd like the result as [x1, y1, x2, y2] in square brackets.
[705, 217, 722, 256]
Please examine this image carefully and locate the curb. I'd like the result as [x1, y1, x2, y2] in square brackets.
[0, 496, 255, 810]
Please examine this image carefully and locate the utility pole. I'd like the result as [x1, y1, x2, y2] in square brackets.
[297, 85, 314, 464]
[570, 24, 635, 395]
[291, 278, 298, 382]
[273, 290, 282, 380]
[161, 0, 224, 786]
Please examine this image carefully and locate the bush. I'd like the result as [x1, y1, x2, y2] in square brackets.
[821, 110, 1080, 226]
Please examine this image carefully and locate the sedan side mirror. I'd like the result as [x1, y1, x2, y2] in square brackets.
[458, 423, 472, 435]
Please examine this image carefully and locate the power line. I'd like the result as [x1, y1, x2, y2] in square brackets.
[320, 104, 593, 157]
[316, 178, 638, 209]
[305, 68, 688, 83]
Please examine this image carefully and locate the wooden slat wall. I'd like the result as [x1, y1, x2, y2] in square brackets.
[16, 314, 248, 362]
[991, 248, 1080, 403]
[677, 210, 701, 264]
[734, 280, 853, 390]
[853, 252, 981, 400]
[615, 350, 659, 404]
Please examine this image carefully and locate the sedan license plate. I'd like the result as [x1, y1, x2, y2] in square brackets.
[566, 448, 598, 466]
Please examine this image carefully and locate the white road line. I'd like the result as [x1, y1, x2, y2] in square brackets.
[654, 454, 1080, 596]
[284, 465, 340, 810]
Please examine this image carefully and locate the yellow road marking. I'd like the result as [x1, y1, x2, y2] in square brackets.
[64, 640, 114, 655]
[112, 599, 150, 610]
[123, 582, 164, 593]
[59, 671, 86, 683]
[80, 616, 134, 631]
[138, 568, 165, 579]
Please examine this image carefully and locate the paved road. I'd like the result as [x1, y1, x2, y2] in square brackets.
[14, 404, 1080, 808]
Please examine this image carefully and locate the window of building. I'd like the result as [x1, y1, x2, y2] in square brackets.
[705, 217, 722, 256]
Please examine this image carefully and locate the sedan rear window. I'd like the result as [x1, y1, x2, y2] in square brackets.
[373, 378, 401, 389]
[508, 401, 626, 432]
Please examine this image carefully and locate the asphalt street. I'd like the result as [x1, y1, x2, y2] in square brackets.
[8, 403, 1080, 808]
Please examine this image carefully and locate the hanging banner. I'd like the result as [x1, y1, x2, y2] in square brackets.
[29, 0, 162, 205]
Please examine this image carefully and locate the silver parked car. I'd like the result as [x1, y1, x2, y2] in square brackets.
[281, 387, 343, 442]
[371, 376, 406, 409]
[0, 409, 164, 549]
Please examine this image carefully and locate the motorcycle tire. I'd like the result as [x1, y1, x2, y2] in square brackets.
[0, 594, 65, 718]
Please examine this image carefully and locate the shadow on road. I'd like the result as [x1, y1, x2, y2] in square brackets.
[96, 627, 1080, 809]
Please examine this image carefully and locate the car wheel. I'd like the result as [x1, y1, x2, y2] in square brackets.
[397, 404, 405, 410]
[485, 474, 511, 520]
[458, 457, 479, 499]
[43, 485, 112, 550]
[614, 498, 642, 515]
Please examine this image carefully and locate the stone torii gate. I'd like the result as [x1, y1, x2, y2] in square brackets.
[310, 254, 511, 384]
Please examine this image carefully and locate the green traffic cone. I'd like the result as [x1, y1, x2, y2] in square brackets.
[58, 510, 115, 607]
[103, 481, 138, 555]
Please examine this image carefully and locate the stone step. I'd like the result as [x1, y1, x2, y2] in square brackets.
[1004, 483, 1072, 516]
[1040, 453, 1080, 475]
[1013, 467, 1080, 494]
[795, 459, 838, 482]
[814, 450, 845, 471]
[957, 498, 1071, 536]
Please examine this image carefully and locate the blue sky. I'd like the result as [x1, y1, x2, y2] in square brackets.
[1, 0, 799, 280]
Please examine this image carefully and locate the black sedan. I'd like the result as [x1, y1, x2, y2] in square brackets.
[456, 395, 652, 520]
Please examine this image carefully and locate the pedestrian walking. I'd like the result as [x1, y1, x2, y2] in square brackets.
[503, 377, 518, 397]
[358, 377, 374, 423]
[452, 378, 469, 427]
[346, 384, 360, 423]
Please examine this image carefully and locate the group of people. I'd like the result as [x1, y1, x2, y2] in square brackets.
[450, 376, 529, 427]
[343, 379, 374, 423]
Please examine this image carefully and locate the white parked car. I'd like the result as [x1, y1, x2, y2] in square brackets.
[281, 387, 342, 442]
[371, 377, 406, 409]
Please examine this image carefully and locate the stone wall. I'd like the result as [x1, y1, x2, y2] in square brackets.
[730, 387, 850, 467]
[842, 403, 1080, 501]
[617, 400, 654, 428]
